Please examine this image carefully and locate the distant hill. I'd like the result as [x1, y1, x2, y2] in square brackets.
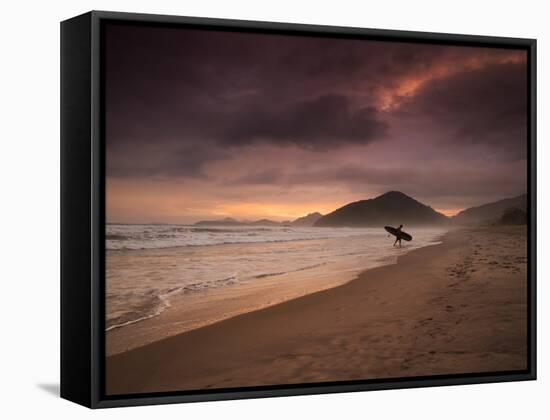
[194, 217, 279, 226]
[290, 212, 323, 227]
[453, 194, 527, 225]
[194, 213, 324, 227]
[314, 191, 448, 227]
[247, 219, 281, 226]
[194, 217, 243, 226]
[497, 208, 527, 225]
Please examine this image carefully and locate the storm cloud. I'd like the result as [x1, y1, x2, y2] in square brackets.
[103, 22, 529, 223]
[223, 94, 387, 148]
[396, 61, 527, 159]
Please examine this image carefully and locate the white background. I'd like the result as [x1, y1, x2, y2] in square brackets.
[0, 0, 547, 418]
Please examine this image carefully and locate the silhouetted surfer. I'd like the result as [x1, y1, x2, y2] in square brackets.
[384, 225, 413, 246]
[394, 224, 404, 247]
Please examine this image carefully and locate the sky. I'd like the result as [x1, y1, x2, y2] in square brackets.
[105, 23, 528, 224]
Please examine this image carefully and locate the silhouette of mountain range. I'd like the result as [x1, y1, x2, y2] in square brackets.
[290, 212, 323, 227]
[497, 207, 527, 225]
[314, 191, 448, 227]
[193, 213, 322, 227]
[193, 192, 528, 228]
[193, 217, 245, 226]
[452, 194, 527, 225]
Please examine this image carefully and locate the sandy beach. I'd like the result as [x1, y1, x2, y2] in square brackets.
[106, 226, 528, 395]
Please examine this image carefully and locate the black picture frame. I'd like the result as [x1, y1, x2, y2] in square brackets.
[60, 10, 537, 409]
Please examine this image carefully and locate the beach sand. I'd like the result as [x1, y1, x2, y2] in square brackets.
[106, 226, 528, 395]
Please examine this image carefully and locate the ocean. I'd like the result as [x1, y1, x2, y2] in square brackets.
[106, 224, 446, 341]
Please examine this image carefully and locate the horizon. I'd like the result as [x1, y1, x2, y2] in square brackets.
[105, 23, 528, 225]
[106, 190, 526, 225]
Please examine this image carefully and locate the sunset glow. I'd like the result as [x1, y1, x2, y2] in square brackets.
[435, 208, 465, 217]
[377, 50, 526, 110]
[104, 25, 527, 224]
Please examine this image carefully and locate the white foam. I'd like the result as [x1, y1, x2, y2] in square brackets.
[106, 226, 447, 332]
[106, 224, 378, 250]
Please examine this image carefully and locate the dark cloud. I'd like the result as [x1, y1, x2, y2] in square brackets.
[104, 20, 528, 214]
[223, 94, 387, 148]
[104, 23, 461, 153]
[396, 61, 527, 159]
[107, 144, 228, 178]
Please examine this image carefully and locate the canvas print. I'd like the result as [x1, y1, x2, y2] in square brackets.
[104, 22, 528, 395]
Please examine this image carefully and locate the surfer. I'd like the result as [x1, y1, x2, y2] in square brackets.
[384, 225, 412, 246]
[393, 224, 404, 247]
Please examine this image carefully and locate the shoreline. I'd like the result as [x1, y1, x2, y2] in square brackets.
[105, 230, 445, 355]
[106, 226, 527, 395]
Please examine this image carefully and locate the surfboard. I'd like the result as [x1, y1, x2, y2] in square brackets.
[384, 226, 412, 241]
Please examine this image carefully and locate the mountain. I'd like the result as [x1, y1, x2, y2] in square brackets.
[497, 207, 527, 225]
[194, 217, 243, 226]
[452, 194, 527, 225]
[314, 191, 448, 227]
[247, 219, 281, 226]
[290, 212, 323, 227]
[193, 217, 280, 226]
[194, 213, 324, 227]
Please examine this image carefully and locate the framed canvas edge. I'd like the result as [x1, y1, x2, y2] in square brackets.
[93, 372, 535, 409]
[72, 10, 536, 409]
[87, 10, 536, 46]
[60, 11, 94, 408]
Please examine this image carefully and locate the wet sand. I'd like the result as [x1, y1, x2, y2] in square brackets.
[106, 226, 528, 395]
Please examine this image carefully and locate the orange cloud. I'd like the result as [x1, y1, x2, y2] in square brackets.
[214, 202, 338, 221]
[435, 208, 463, 217]
[377, 50, 526, 110]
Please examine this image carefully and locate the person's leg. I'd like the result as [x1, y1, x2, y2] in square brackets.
[394, 237, 398, 246]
